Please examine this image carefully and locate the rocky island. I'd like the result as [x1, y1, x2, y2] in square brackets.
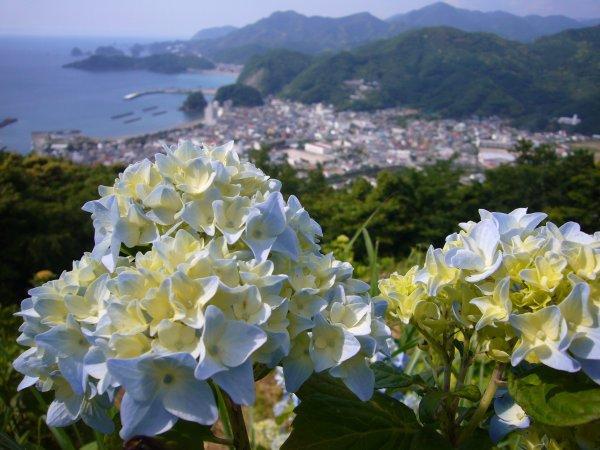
[64, 53, 215, 74]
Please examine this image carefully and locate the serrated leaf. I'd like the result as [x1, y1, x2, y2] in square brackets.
[372, 361, 416, 389]
[508, 365, 600, 426]
[453, 385, 481, 402]
[282, 373, 435, 450]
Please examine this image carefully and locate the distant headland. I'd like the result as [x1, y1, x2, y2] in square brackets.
[64, 53, 216, 74]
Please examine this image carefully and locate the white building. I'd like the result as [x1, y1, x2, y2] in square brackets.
[558, 114, 581, 126]
[305, 142, 334, 155]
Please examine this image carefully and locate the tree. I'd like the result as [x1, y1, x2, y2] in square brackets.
[215, 84, 263, 107]
[182, 91, 208, 113]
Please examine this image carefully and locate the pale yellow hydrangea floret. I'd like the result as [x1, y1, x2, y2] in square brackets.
[377, 266, 426, 324]
[377, 208, 599, 381]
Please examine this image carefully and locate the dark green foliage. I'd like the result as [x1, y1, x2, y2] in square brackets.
[0, 152, 119, 306]
[64, 53, 215, 73]
[279, 26, 600, 133]
[94, 45, 125, 57]
[508, 365, 600, 426]
[282, 373, 453, 449]
[181, 91, 208, 113]
[237, 49, 314, 95]
[215, 83, 263, 107]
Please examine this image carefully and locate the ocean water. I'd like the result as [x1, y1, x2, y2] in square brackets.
[0, 35, 237, 153]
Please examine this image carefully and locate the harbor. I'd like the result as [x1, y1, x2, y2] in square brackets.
[123, 87, 217, 100]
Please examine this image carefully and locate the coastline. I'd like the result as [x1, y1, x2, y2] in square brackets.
[88, 116, 205, 142]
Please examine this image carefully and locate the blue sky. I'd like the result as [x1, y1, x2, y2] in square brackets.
[1, 0, 598, 38]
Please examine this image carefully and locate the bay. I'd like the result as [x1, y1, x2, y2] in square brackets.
[0, 35, 237, 153]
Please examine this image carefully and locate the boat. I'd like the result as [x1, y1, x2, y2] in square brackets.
[0, 117, 17, 129]
[142, 106, 158, 112]
[123, 117, 142, 124]
[111, 112, 134, 120]
[152, 111, 167, 116]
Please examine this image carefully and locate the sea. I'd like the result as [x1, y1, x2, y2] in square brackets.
[0, 35, 237, 153]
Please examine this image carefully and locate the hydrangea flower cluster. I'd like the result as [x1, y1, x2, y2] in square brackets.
[13, 141, 389, 439]
[378, 208, 600, 383]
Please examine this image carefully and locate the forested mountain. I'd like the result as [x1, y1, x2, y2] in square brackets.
[386, 2, 589, 42]
[191, 25, 238, 41]
[139, 4, 597, 64]
[183, 3, 597, 63]
[268, 26, 600, 133]
[200, 11, 390, 60]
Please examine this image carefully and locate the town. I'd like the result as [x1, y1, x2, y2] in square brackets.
[32, 98, 596, 180]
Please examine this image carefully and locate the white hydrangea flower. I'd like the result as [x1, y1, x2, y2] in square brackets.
[14, 140, 389, 439]
[378, 208, 599, 382]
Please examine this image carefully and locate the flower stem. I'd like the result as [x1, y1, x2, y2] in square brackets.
[457, 363, 504, 446]
[214, 385, 233, 441]
[222, 392, 251, 450]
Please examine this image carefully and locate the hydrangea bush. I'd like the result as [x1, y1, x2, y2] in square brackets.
[376, 209, 599, 447]
[13, 141, 390, 442]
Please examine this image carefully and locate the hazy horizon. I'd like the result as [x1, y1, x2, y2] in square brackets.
[1, 0, 599, 39]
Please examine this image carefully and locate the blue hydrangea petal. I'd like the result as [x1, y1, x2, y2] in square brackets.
[119, 393, 177, 440]
[212, 359, 256, 405]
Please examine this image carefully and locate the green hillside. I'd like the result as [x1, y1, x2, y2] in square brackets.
[277, 26, 599, 133]
[215, 83, 264, 106]
[238, 49, 314, 95]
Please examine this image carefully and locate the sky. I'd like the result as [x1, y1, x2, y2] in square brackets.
[1, 0, 599, 39]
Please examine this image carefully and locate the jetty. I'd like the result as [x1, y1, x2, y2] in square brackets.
[124, 88, 217, 100]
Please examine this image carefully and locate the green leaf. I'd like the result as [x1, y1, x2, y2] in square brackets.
[394, 325, 421, 353]
[508, 365, 600, 426]
[372, 362, 416, 389]
[453, 385, 481, 403]
[409, 427, 454, 450]
[0, 432, 27, 450]
[79, 443, 98, 450]
[48, 427, 77, 450]
[282, 373, 445, 450]
[457, 429, 494, 450]
[361, 228, 379, 295]
[418, 391, 446, 424]
[345, 206, 381, 252]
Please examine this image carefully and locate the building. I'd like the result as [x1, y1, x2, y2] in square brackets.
[558, 114, 581, 126]
[304, 142, 334, 155]
[283, 149, 335, 169]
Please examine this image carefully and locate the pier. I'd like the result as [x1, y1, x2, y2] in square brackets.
[124, 88, 217, 100]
